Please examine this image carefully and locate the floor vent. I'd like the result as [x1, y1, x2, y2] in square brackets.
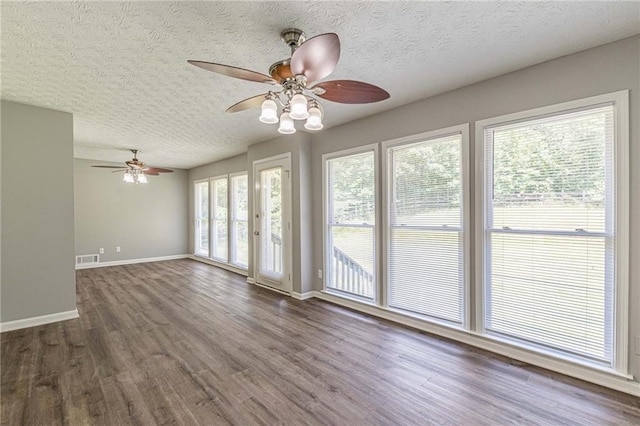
[76, 254, 99, 265]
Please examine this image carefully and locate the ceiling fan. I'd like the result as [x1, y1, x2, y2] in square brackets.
[188, 28, 390, 134]
[91, 149, 173, 183]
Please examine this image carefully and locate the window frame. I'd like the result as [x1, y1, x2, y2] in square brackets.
[474, 91, 630, 373]
[322, 144, 379, 304]
[230, 171, 249, 269]
[382, 124, 471, 329]
[193, 178, 210, 258]
[210, 174, 229, 263]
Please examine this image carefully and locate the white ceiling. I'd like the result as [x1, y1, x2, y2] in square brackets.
[2, 1, 639, 169]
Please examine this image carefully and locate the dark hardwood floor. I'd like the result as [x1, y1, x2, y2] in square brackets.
[2, 259, 639, 425]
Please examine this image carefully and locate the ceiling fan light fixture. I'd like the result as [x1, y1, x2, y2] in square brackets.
[289, 93, 309, 120]
[259, 99, 279, 124]
[137, 173, 148, 184]
[123, 171, 134, 183]
[278, 111, 296, 134]
[304, 107, 324, 130]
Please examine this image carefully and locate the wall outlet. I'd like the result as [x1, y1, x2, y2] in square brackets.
[99, 248, 104, 254]
[317, 269, 323, 279]
[116, 246, 121, 253]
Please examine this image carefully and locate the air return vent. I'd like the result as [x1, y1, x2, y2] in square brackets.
[76, 254, 99, 265]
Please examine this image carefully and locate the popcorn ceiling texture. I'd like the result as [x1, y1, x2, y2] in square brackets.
[2, 1, 638, 169]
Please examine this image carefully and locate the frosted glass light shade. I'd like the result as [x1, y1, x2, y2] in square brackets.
[137, 173, 148, 184]
[278, 112, 296, 134]
[304, 107, 323, 130]
[289, 94, 309, 120]
[123, 172, 134, 183]
[259, 99, 278, 124]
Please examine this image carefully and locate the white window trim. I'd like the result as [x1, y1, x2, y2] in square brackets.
[193, 177, 210, 257]
[322, 144, 379, 305]
[229, 171, 249, 269]
[209, 174, 229, 263]
[474, 90, 630, 375]
[381, 124, 471, 329]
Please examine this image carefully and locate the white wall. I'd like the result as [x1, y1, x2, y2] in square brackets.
[1, 101, 76, 323]
[74, 158, 189, 262]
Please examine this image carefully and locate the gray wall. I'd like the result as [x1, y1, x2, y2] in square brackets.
[74, 158, 188, 262]
[310, 35, 640, 379]
[1, 101, 76, 322]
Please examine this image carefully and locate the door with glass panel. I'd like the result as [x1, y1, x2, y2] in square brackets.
[254, 156, 291, 293]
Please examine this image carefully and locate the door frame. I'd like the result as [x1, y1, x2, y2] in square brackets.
[252, 153, 293, 294]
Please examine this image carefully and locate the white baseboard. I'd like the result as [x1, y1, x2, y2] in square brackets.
[190, 255, 249, 276]
[312, 291, 640, 397]
[0, 309, 79, 333]
[291, 291, 315, 300]
[75, 254, 190, 269]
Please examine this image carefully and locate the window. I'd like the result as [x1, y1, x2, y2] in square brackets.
[211, 176, 228, 262]
[194, 180, 209, 257]
[386, 129, 467, 325]
[324, 148, 376, 300]
[231, 173, 249, 268]
[479, 92, 628, 369]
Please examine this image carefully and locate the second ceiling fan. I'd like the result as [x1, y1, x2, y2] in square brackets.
[188, 28, 390, 133]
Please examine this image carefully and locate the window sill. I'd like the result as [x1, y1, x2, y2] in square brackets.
[190, 255, 248, 277]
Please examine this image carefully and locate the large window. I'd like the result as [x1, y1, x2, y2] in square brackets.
[231, 173, 249, 268]
[479, 92, 628, 368]
[211, 177, 228, 262]
[194, 180, 209, 257]
[325, 148, 376, 300]
[386, 129, 467, 325]
[194, 172, 248, 271]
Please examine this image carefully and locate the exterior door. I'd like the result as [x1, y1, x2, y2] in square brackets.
[253, 155, 292, 293]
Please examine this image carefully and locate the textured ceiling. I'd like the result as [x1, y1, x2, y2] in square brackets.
[2, 1, 639, 169]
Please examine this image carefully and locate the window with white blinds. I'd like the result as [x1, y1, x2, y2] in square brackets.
[194, 180, 209, 257]
[483, 104, 617, 364]
[387, 133, 465, 324]
[211, 177, 228, 262]
[231, 174, 249, 268]
[325, 149, 376, 300]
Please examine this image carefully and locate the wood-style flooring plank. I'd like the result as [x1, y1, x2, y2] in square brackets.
[2, 259, 639, 425]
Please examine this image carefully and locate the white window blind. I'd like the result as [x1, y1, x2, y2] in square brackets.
[231, 174, 249, 268]
[326, 151, 376, 299]
[194, 180, 209, 257]
[388, 134, 464, 324]
[483, 105, 615, 364]
[211, 177, 228, 262]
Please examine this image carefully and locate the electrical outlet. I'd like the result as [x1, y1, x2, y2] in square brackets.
[116, 246, 121, 253]
[317, 269, 323, 279]
[99, 248, 104, 254]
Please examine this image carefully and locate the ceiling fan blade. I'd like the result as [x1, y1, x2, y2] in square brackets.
[109, 169, 128, 173]
[310, 80, 390, 104]
[92, 165, 127, 169]
[188, 60, 276, 85]
[143, 167, 173, 174]
[142, 170, 160, 176]
[226, 93, 270, 113]
[290, 33, 340, 84]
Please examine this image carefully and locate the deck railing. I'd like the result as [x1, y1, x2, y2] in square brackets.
[331, 246, 374, 298]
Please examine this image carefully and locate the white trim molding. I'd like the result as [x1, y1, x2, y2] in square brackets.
[75, 254, 190, 270]
[291, 291, 315, 300]
[1, 309, 79, 333]
[190, 255, 248, 277]
[312, 291, 639, 397]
